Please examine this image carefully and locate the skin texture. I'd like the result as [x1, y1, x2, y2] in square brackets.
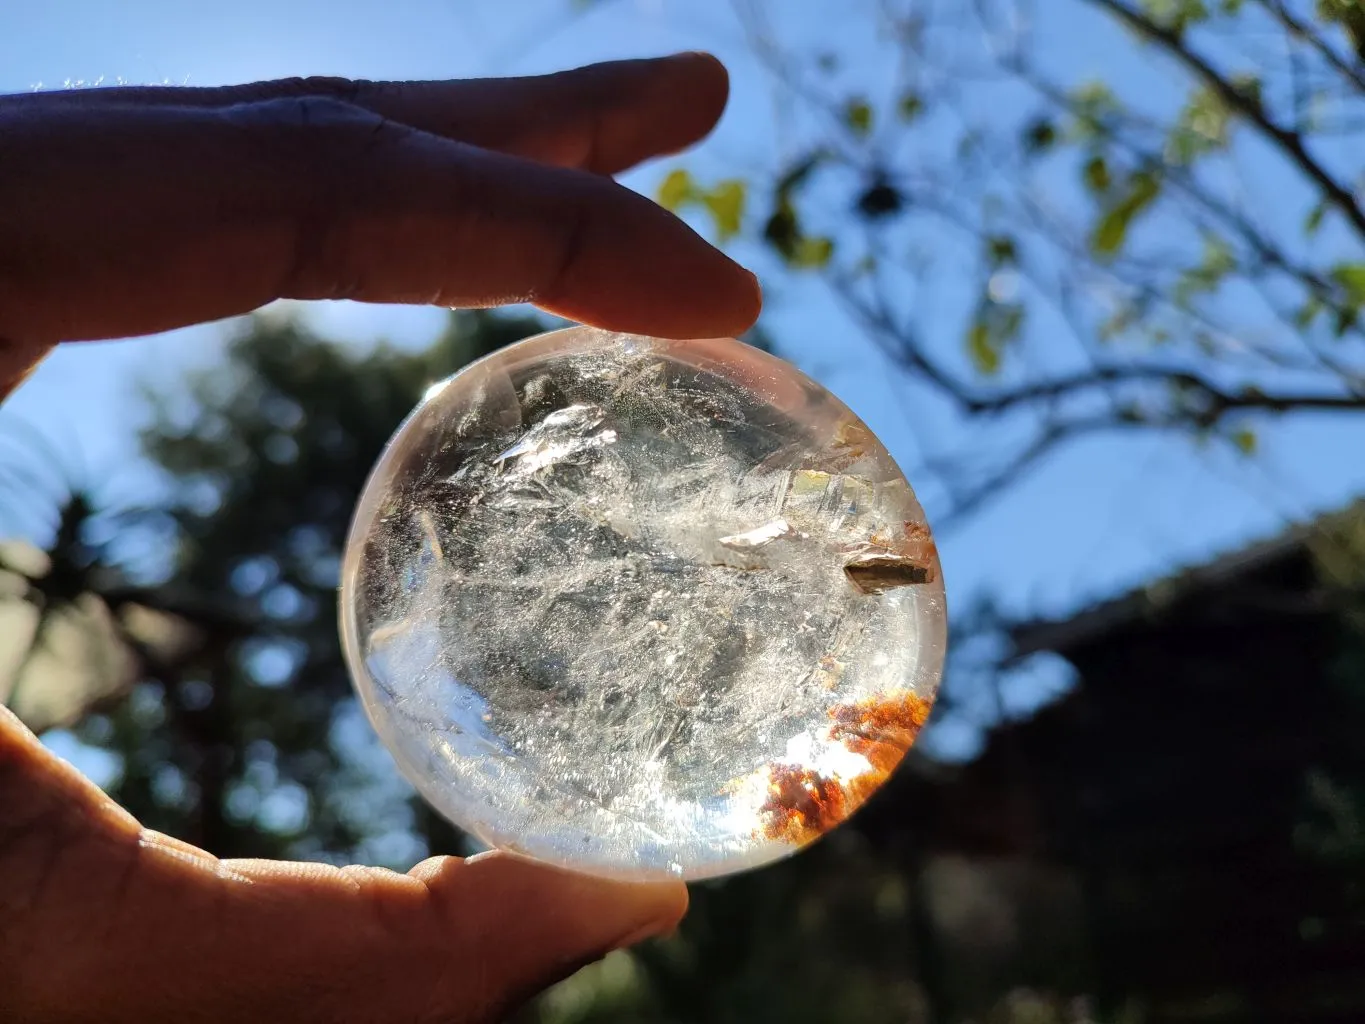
[0, 52, 761, 396]
[0, 54, 762, 1022]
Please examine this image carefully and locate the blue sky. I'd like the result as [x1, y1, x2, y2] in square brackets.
[5, 0, 1365, 755]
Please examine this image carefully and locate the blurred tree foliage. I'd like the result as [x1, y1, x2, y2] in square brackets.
[659, 0, 1365, 524]
[2, 312, 543, 861]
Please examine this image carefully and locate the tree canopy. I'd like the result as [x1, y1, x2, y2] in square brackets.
[656, 0, 1365, 523]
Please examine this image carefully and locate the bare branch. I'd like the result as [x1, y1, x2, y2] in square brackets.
[1086, 0, 1365, 239]
[825, 269, 976, 404]
[1260, 0, 1365, 94]
[921, 415, 1140, 530]
[966, 365, 1365, 420]
[1010, 60, 1363, 337]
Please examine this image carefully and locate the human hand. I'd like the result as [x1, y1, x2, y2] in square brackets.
[0, 54, 761, 1022]
[0, 52, 761, 397]
[0, 705, 686, 1023]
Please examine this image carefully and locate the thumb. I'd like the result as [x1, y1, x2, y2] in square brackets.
[0, 705, 686, 1023]
[207, 852, 687, 1023]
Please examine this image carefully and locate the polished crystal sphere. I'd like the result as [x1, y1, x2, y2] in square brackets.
[340, 328, 946, 881]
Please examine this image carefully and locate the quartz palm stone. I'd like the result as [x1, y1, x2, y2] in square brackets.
[340, 327, 946, 881]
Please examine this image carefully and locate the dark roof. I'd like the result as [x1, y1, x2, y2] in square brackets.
[1009, 498, 1365, 659]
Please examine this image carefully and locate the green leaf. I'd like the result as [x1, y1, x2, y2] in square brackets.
[1330, 263, 1365, 305]
[1083, 154, 1112, 193]
[791, 236, 835, 269]
[1166, 85, 1230, 165]
[897, 91, 924, 122]
[763, 202, 799, 256]
[656, 168, 695, 212]
[701, 180, 746, 242]
[1142, 0, 1209, 33]
[1295, 296, 1324, 329]
[1230, 427, 1257, 455]
[763, 189, 831, 269]
[764, 153, 835, 267]
[966, 299, 1025, 376]
[844, 98, 874, 137]
[1091, 171, 1162, 257]
[967, 321, 1000, 375]
[1317, 0, 1365, 52]
[1202, 234, 1236, 274]
[1174, 233, 1237, 304]
[1305, 202, 1327, 237]
[1068, 81, 1120, 140]
[656, 171, 744, 244]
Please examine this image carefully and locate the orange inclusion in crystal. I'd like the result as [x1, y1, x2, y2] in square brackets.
[757, 690, 934, 846]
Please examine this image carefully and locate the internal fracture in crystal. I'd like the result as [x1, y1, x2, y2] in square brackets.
[340, 328, 947, 882]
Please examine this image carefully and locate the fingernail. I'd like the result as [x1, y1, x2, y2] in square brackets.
[667, 50, 723, 68]
[452, 852, 687, 968]
[731, 268, 764, 334]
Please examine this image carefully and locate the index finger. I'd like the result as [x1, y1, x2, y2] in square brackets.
[0, 93, 761, 391]
[13, 52, 732, 176]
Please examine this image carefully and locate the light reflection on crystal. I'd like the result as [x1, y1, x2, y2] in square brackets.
[340, 328, 946, 881]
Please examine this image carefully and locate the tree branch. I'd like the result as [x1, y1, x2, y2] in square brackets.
[920, 415, 1140, 531]
[967, 364, 1365, 421]
[1260, 0, 1365, 94]
[1010, 61, 1361, 335]
[1086, 0, 1365, 239]
[826, 269, 976, 404]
